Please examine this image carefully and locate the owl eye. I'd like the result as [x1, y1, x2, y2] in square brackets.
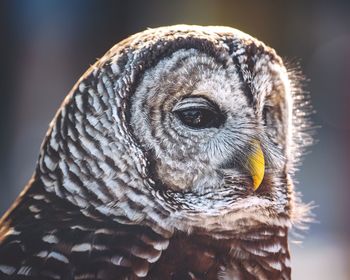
[173, 97, 225, 129]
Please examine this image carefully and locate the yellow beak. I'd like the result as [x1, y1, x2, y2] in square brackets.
[247, 140, 265, 190]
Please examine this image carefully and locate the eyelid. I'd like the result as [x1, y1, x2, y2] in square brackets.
[172, 97, 219, 112]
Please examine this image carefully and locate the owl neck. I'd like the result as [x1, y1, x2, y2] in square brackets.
[149, 226, 291, 279]
[227, 226, 291, 279]
[2, 177, 291, 280]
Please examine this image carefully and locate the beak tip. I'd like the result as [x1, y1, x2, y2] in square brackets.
[252, 174, 264, 191]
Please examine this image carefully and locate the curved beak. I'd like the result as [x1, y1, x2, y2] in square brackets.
[247, 140, 265, 191]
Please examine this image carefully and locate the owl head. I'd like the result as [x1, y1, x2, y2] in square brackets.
[38, 25, 311, 237]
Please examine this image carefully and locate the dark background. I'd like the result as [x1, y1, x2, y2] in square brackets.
[1, 1, 349, 278]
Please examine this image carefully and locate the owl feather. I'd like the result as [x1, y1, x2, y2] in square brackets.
[0, 25, 312, 280]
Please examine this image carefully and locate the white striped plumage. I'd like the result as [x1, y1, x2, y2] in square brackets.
[0, 25, 312, 279]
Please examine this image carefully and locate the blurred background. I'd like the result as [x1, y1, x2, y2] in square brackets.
[1, 0, 349, 278]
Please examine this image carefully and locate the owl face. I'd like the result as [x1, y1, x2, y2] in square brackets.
[131, 48, 285, 200]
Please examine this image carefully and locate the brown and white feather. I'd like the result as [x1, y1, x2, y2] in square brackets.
[0, 25, 312, 279]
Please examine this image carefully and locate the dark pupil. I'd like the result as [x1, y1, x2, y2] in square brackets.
[183, 110, 203, 126]
[177, 108, 221, 129]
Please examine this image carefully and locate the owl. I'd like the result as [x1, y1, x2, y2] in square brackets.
[0, 25, 312, 279]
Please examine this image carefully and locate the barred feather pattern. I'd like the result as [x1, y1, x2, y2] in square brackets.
[0, 25, 311, 279]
